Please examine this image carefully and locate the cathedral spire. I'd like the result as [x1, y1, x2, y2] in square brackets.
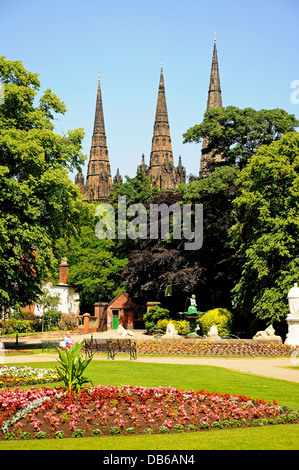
[206, 37, 222, 110]
[93, 72, 106, 135]
[147, 63, 180, 191]
[76, 73, 112, 202]
[150, 62, 173, 163]
[200, 37, 224, 176]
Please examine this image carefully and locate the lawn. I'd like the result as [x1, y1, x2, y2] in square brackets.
[0, 359, 298, 450]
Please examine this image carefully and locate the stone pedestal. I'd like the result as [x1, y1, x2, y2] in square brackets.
[285, 317, 299, 346]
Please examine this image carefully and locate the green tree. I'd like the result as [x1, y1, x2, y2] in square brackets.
[183, 106, 299, 169]
[0, 57, 86, 311]
[110, 171, 161, 207]
[56, 224, 128, 313]
[179, 165, 241, 312]
[230, 131, 299, 329]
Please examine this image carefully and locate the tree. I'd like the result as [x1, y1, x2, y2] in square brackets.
[118, 188, 204, 313]
[56, 223, 128, 313]
[110, 171, 161, 207]
[183, 106, 299, 169]
[230, 131, 299, 331]
[0, 57, 86, 311]
[179, 165, 241, 313]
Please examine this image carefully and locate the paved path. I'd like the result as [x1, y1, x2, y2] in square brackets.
[2, 330, 299, 383]
[2, 353, 299, 383]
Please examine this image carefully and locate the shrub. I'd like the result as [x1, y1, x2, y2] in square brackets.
[126, 427, 136, 434]
[156, 319, 190, 335]
[143, 306, 170, 333]
[0, 318, 36, 335]
[144, 427, 153, 434]
[72, 429, 84, 438]
[198, 308, 233, 336]
[43, 310, 62, 331]
[110, 426, 120, 435]
[58, 313, 79, 331]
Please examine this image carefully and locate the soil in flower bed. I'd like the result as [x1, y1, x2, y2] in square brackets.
[0, 385, 298, 440]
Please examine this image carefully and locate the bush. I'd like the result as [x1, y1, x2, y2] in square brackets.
[143, 306, 170, 333]
[58, 313, 79, 331]
[156, 319, 190, 335]
[43, 310, 62, 331]
[198, 308, 233, 337]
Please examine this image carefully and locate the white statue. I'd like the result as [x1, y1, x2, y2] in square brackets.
[114, 325, 135, 337]
[190, 295, 197, 308]
[162, 322, 180, 338]
[207, 325, 219, 338]
[166, 323, 178, 336]
[288, 283, 299, 318]
[285, 283, 299, 346]
[253, 324, 279, 339]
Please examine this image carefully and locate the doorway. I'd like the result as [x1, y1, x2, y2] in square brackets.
[112, 310, 119, 329]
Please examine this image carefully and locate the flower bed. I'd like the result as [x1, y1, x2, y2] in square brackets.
[0, 385, 298, 440]
[0, 349, 33, 355]
[136, 340, 299, 357]
[0, 366, 60, 388]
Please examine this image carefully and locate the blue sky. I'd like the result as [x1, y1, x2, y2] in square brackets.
[1, 0, 299, 181]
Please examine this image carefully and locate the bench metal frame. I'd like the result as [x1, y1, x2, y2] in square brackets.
[41, 340, 60, 352]
[84, 338, 137, 360]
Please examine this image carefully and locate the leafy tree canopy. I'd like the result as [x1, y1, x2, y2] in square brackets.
[55, 223, 128, 313]
[0, 56, 87, 310]
[230, 131, 299, 327]
[183, 106, 299, 169]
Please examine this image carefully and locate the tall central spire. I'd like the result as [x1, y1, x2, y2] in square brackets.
[200, 37, 224, 176]
[144, 63, 185, 190]
[149, 62, 173, 169]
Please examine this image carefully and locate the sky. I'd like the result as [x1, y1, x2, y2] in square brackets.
[1, 0, 299, 182]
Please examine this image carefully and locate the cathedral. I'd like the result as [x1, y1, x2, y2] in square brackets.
[75, 38, 223, 202]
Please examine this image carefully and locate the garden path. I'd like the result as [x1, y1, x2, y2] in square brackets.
[2, 353, 298, 383]
[1, 330, 299, 383]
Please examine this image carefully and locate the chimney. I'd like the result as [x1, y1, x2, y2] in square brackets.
[59, 257, 69, 285]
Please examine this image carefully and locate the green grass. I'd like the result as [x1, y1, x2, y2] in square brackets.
[0, 359, 298, 450]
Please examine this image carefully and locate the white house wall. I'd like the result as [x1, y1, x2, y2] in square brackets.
[35, 283, 80, 316]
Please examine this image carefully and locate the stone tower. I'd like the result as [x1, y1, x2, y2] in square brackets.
[139, 63, 185, 190]
[75, 73, 113, 202]
[200, 37, 224, 176]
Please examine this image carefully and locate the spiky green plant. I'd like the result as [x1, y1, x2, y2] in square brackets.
[55, 342, 93, 393]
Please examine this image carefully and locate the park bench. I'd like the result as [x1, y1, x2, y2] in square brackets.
[84, 337, 137, 360]
[41, 340, 61, 352]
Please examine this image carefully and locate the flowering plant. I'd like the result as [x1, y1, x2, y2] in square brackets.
[0, 384, 297, 440]
[0, 366, 59, 388]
